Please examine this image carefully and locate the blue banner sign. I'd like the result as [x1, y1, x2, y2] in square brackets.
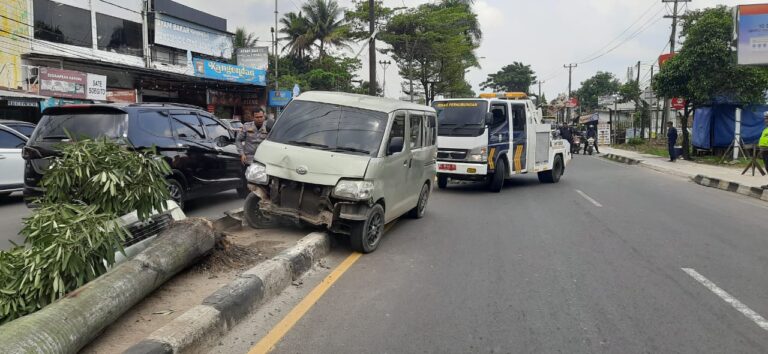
[193, 58, 267, 86]
[268, 90, 293, 107]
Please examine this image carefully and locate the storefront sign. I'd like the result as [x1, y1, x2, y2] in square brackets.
[155, 13, 233, 59]
[107, 89, 138, 103]
[671, 97, 686, 110]
[194, 59, 267, 86]
[268, 90, 292, 107]
[737, 4, 768, 65]
[236, 47, 269, 70]
[39, 68, 107, 101]
[2, 99, 39, 108]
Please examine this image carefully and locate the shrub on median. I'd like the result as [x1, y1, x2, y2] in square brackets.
[0, 138, 170, 323]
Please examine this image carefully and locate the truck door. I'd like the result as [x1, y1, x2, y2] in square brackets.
[510, 104, 527, 174]
[488, 103, 510, 173]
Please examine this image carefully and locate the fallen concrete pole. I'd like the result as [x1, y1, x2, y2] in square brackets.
[0, 218, 216, 354]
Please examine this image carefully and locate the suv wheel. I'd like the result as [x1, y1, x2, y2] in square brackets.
[350, 204, 385, 253]
[167, 178, 185, 209]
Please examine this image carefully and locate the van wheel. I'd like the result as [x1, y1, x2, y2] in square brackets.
[408, 183, 430, 219]
[437, 175, 448, 189]
[350, 204, 385, 253]
[244, 193, 277, 229]
[538, 155, 563, 183]
[167, 178, 185, 209]
[488, 159, 506, 193]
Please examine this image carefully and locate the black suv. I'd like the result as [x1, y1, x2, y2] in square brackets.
[23, 103, 245, 208]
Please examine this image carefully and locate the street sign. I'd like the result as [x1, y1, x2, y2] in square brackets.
[597, 95, 616, 106]
[659, 53, 675, 67]
[671, 98, 686, 110]
[268, 90, 292, 107]
[566, 97, 579, 108]
[292, 84, 301, 98]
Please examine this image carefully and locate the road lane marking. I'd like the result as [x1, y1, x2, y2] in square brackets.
[249, 252, 363, 354]
[682, 268, 768, 331]
[575, 189, 603, 207]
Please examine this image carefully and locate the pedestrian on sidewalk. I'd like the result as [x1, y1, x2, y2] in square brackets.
[667, 121, 678, 162]
[236, 108, 272, 167]
[759, 112, 768, 188]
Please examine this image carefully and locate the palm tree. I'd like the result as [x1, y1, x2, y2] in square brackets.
[233, 27, 258, 49]
[279, 12, 313, 59]
[301, 0, 349, 57]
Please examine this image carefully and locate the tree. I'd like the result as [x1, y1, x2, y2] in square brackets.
[344, 0, 394, 40]
[302, 0, 350, 57]
[480, 62, 536, 93]
[620, 81, 650, 139]
[380, 0, 482, 103]
[575, 72, 621, 111]
[233, 27, 258, 49]
[653, 6, 768, 159]
[280, 12, 313, 59]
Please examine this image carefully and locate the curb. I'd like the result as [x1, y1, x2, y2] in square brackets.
[692, 174, 768, 201]
[124, 232, 333, 354]
[602, 153, 641, 165]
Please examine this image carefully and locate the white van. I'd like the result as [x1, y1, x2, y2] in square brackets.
[244, 92, 438, 253]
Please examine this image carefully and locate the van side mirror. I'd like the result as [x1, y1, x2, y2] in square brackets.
[485, 112, 494, 125]
[387, 137, 404, 155]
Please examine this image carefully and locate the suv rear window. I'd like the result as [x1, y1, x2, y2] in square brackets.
[31, 112, 127, 142]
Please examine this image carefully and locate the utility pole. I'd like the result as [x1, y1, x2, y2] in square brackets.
[274, 0, 279, 92]
[378, 60, 391, 97]
[538, 81, 542, 102]
[563, 64, 577, 124]
[661, 0, 690, 134]
[368, 0, 376, 96]
[636, 60, 642, 138]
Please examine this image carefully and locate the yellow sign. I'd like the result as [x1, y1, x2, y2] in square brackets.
[435, 102, 480, 108]
[0, 1, 29, 90]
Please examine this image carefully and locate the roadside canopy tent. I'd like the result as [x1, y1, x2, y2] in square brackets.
[692, 104, 766, 149]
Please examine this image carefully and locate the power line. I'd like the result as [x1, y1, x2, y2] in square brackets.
[575, 1, 661, 63]
[97, 0, 142, 15]
[578, 9, 665, 65]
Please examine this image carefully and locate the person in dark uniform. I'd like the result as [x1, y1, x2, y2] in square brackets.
[585, 125, 599, 154]
[667, 121, 678, 162]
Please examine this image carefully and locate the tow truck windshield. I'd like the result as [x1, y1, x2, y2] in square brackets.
[433, 101, 488, 137]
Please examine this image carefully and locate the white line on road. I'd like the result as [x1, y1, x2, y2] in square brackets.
[575, 189, 603, 207]
[682, 268, 768, 331]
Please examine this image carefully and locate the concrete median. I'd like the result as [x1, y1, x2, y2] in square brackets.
[0, 218, 216, 354]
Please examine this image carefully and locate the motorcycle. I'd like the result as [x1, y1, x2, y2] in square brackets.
[585, 137, 595, 155]
[571, 136, 581, 154]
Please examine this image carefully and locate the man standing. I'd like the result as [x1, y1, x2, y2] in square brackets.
[759, 112, 768, 188]
[236, 108, 271, 166]
[667, 121, 678, 162]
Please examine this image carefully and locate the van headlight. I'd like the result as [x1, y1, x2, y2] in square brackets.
[333, 180, 374, 200]
[468, 146, 488, 162]
[245, 162, 268, 185]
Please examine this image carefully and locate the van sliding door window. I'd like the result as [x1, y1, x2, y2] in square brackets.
[410, 115, 424, 149]
[389, 114, 405, 154]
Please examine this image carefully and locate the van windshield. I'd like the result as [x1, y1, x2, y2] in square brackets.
[268, 101, 388, 157]
[433, 101, 488, 137]
[30, 113, 127, 143]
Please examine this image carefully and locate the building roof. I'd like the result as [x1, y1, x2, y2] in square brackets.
[295, 91, 434, 114]
[0, 89, 48, 100]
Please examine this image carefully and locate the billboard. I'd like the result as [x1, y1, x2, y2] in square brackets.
[193, 59, 267, 86]
[236, 47, 269, 70]
[39, 68, 107, 101]
[268, 90, 292, 107]
[154, 13, 233, 59]
[737, 4, 768, 65]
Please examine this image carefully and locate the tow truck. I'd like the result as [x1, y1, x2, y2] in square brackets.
[432, 92, 571, 192]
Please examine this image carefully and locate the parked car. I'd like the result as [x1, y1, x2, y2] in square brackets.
[23, 103, 246, 208]
[0, 120, 36, 138]
[243, 91, 438, 253]
[221, 118, 243, 133]
[0, 124, 27, 198]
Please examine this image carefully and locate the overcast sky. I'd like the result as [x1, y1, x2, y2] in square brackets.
[179, 0, 764, 100]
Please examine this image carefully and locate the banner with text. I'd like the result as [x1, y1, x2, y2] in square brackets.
[39, 68, 107, 101]
[193, 59, 267, 86]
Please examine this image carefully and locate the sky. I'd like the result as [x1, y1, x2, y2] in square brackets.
[178, 0, 767, 100]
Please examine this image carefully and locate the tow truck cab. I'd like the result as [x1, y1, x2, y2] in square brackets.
[433, 92, 570, 192]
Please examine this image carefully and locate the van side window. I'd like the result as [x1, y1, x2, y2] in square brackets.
[137, 111, 173, 138]
[426, 115, 437, 146]
[388, 114, 405, 154]
[410, 114, 423, 149]
[171, 114, 204, 140]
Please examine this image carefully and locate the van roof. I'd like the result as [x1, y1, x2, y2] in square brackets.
[295, 91, 434, 114]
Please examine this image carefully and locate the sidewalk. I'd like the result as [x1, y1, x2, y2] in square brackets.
[600, 146, 768, 201]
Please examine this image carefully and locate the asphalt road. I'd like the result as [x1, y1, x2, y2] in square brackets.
[215, 155, 768, 353]
[0, 190, 246, 251]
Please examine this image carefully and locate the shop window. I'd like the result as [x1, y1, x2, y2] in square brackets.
[34, 0, 93, 48]
[96, 13, 142, 57]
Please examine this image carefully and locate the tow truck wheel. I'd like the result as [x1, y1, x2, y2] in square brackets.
[437, 175, 448, 189]
[408, 183, 430, 219]
[350, 204, 385, 253]
[244, 193, 277, 229]
[488, 159, 506, 193]
[538, 155, 563, 183]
